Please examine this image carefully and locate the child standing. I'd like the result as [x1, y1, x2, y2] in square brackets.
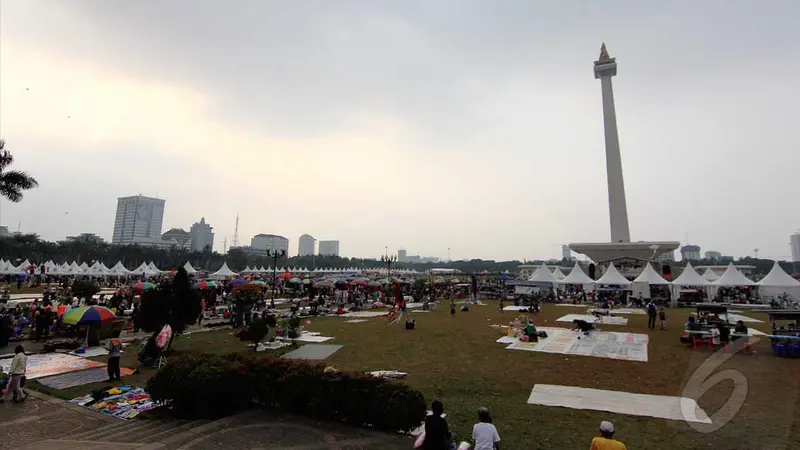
[658, 307, 666, 330]
[450, 302, 456, 318]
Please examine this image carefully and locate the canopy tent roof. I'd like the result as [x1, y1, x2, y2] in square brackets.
[595, 263, 631, 285]
[559, 263, 595, 285]
[183, 261, 197, 274]
[209, 262, 238, 279]
[671, 263, 709, 286]
[551, 267, 566, 280]
[702, 269, 720, 282]
[147, 262, 162, 274]
[528, 264, 558, 283]
[713, 263, 755, 286]
[756, 262, 800, 288]
[632, 263, 670, 285]
[109, 261, 130, 275]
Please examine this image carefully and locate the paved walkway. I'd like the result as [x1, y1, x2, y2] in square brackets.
[2, 390, 412, 450]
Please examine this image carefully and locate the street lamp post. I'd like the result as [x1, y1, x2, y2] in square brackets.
[267, 249, 286, 309]
[380, 253, 397, 278]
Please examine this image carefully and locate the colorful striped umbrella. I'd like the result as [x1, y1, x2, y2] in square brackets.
[133, 281, 156, 293]
[62, 306, 116, 325]
[250, 280, 266, 286]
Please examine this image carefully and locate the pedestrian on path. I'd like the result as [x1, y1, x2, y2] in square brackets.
[646, 301, 657, 330]
[1, 345, 28, 403]
[106, 337, 122, 382]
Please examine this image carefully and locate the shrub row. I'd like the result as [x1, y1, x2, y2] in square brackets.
[146, 353, 427, 432]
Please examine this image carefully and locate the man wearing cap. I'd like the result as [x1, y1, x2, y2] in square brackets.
[590, 421, 626, 450]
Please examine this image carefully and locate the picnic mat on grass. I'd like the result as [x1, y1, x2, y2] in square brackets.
[0, 353, 105, 380]
[556, 313, 628, 326]
[38, 367, 136, 389]
[282, 344, 342, 360]
[527, 384, 711, 424]
[340, 311, 386, 318]
[344, 319, 369, 323]
[502, 326, 649, 362]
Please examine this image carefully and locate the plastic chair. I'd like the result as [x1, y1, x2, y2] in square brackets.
[775, 343, 788, 358]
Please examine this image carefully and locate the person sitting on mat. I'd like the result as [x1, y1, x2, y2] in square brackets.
[524, 320, 544, 342]
[572, 319, 594, 335]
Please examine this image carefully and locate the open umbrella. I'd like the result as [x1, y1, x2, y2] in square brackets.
[289, 277, 302, 284]
[367, 280, 381, 287]
[334, 279, 349, 286]
[133, 281, 155, 293]
[351, 278, 368, 286]
[63, 306, 116, 326]
[250, 280, 266, 286]
[229, 278, 248, 287]
[314, 280, 334, 289]
[302, 278, 312, 285]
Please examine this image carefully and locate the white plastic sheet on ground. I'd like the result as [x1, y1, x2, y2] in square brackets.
[556, 314, 628, 326]
[527, 384, 711, 424]
[500, 326, 649, 362]
[340, 311, 386, 318]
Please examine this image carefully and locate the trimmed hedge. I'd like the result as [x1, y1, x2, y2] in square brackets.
[146, 353, 427, 433]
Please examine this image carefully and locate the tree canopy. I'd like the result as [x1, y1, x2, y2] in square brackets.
[139, 268, 202, 343]
[0, 140, 38, 203]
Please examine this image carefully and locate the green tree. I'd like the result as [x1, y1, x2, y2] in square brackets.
[0, 140, 38, 202]
[138, 267, 202, 350]
[232, 284, 263, 328]
[71, 280, 100, 303]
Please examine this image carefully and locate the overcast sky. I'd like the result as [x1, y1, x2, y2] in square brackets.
[1, 1, 798, 260]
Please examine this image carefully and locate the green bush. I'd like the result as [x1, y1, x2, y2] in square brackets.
[146, 353, 427, 432]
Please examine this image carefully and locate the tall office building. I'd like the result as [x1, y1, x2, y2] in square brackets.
[561, 245, 571, 260]
[398, 249, 408, 262]
[190, 218, 214, 251]
[680, 245, 701, 261]
[251, 234, 289, 254]
[112, 195, 166, 245]
[298, 234, 316, 256]
[318, 240, 340, 256]
[791, 232, 800, 262]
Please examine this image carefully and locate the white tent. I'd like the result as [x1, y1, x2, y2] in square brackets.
[209, 262, 238, 280]
[528, 264, 558, 284]
[242, 266, 253, 273]
[109, 261, 130, 276]
[756, 262, 800, 302]
[147, 262, 162, 274]
[183, 262, 197, 275]
[595, 263, 631, 285]
[632, 263, 670, 285]
[713, 263, 755, 287]
[559, 263, 596, 285]
[702, 269, 720, 282]
[551, 267, 566, 280]
[671, 263, 708, 286]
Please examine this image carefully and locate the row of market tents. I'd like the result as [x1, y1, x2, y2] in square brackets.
[527, 261, 800, 301]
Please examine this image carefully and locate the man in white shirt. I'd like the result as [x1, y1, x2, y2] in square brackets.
[472, 407, 500, 450]
[2, 345, 28, 403]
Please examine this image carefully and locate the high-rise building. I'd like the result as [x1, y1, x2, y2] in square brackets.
[658, 251, 675, 263]
[112, 195, 166, 245]
[562, 245, 571, 260]
[791, 232, 800, 262]
[298, 234, 316, 256]
[318, 240, 340, 256]
[398, 249, 408, 262]
[251, 234, 289, 254]
[681, 245, 701, 261]
[705, 251, 722, 261]
[190, 218, 214, 252]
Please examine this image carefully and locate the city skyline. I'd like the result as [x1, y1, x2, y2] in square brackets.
[1, 2, 799, 260]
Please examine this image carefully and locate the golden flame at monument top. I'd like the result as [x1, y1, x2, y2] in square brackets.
[598, 42, 612, 61]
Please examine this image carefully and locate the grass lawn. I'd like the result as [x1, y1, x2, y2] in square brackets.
[32, 303, 800, 449]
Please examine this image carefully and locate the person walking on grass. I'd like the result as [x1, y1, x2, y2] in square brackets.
[472, 407, 501, 450]
[1, 345, 27, 403]
[106, 337, 122, 382]
[659, 307, 667, 330]
[590, 421, 626, 450]
[450, 301, 456, 318]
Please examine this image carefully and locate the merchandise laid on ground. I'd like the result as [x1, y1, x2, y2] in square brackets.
[0, 353, 105, 379]
[282, 344, 343, 360]
[38, 367, 136, 389]
[70, 386, 161, 420]
[497, 326, 649, 362]
[556, 313, 629, 326]
[368, 370, 408, 380]
[276, 331, 335, 343]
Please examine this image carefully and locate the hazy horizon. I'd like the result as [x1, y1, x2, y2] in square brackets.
[1, 1, 799, 260]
